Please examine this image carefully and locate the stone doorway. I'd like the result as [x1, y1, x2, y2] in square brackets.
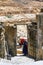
[16, 25, 28, 55]
[5, 24, 28, 56]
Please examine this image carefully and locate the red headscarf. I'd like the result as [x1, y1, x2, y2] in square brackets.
[20, 38, 25, 45]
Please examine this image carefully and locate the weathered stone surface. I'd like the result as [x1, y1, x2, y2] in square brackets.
[27, 14, 43, 60]
[27, 23, 37, 59]
[0, 27, 5, 58]
[5, 26, 17, 56]
[36, 14, 43, 60]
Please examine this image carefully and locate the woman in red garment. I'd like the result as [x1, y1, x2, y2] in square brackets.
[19, 38, 28, 56]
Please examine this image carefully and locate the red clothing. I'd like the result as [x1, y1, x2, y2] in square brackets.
[20, 39, 25, 45]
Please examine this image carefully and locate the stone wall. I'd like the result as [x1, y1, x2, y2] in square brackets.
[0, 27, 5, 58]
[27, 23, 37, 59]
[36, 14, 43, 60]
[5, 26, 17, 56]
